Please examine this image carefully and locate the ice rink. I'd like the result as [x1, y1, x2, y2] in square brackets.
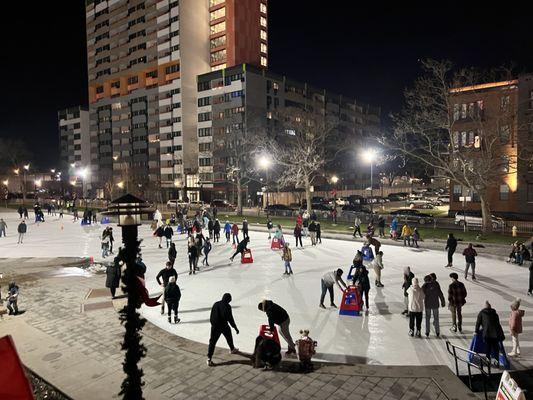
[1, 210, 532, 368]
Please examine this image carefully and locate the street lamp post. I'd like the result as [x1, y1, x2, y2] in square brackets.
[2, 179, 8, 209]
[258, 156, 271, 218]
[105, 194, 152, 400]
[331, 175, 339, 224]
[363, 150, 376, 213]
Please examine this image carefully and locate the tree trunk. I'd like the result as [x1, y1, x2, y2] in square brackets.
[305, 176, 312, 214]
[479, 195, 493, 234]
[236, 179, 243, 216]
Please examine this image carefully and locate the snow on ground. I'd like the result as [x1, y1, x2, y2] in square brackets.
[1, 210, 532, 368]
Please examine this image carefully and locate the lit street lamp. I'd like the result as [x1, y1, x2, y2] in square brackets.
[2, 179, 8, 209]
[362, 149, 376, 213]
[104, 194, 152, 399]
[258, 156, 271, 217]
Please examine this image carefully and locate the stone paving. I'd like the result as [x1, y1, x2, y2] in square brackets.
[0, 258, 477, 399]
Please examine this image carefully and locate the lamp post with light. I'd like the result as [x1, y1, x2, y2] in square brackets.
[258, 156, 271, 217]
[105, 194, 152, 400]
[2, 179, 8, 209]
[362, 149, 376, 213]
[331, 175, 339, 224]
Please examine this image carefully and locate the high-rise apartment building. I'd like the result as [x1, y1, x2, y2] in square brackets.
[58, 106, 90, 187]
[85, 0, 267, 199]
[195, 64, 381, 203]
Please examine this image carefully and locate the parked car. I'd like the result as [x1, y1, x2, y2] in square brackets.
[408, 199, 435, 209]
[389, 209, 434, 225]
[166, 200, 205, 210]
[209, 199, 236, 210]
[437, 195, 450, 204]
[454, 211, 503, 230]
[265, 204, 292, 211]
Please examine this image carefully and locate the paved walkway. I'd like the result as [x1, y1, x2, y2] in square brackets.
[0, 257, 478, 399]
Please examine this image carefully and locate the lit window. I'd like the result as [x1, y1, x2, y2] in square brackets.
[266, 111, 272, 119]
[211, 64, 226, 71]
[210, 35, 226, 48]
[210, 7, 225, 21]
[260, 16, 267, 27]
[260, 29, 267, 41]
[209, 0, 224, 6]
[260, 56, 267, 67]
[260, 3, 267, 13]
[210, 21, 225, 35]
[210, 49, 226, 63]
[260, 43, 267, 53]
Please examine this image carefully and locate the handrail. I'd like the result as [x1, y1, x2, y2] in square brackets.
[445, 340, 492, 400]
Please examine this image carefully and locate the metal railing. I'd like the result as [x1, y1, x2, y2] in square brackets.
[445, 340, 492, 400]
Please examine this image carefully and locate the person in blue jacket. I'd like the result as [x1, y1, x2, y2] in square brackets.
[224, 221, 231, 243]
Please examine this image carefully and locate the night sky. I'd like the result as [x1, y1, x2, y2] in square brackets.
[1, 1, 532, 168]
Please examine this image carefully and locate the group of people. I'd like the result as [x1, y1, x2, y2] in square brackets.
[507, 241, 531, 266]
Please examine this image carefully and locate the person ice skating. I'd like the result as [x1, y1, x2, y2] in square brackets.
[352, 264, 370, 310]
[154, 224, 165, 249]
[282, 243, 293, 275]
[372, 250, 384, 287]
[302, 214, 309, 237]
[231, 222, 240, 245]
[101, 232, 110, 258]
[390, 216, 398, 239]
[165, 276, 181, 324]
[274, 224, 285, 247]
[407, 278, 425, 337]
[92, 210, 97, 224]
[187, 239, 199, 275]
[23, 207, 28, 220]
[319, 269, 347, 309]
[365, 234, 381, 253]
[163, 223, 174, 248]
[0, 218, 7, 237]
[508, 298, 524, 357]
[377, 215, 385, 238]
[353, 216, 362, 238]
[308, 220, 317, 246]
[401, 267, 415, 315]
[59, 207, 64, 219]
[224, 221, 231, 243]
[202, 237, 212, 266]
[106, 256, 122, 299]
[401, 224, 412, 247]
[463, 243, 477, 280]
[445, 233, 458, 268]
[207, 293, 239, 366]
[17, 220, 27, 244]
[448, 272, 467, 333]
[213, 219, 221, 242]
[293, 224, 303, 248]
[153, 208, 162, 226]
[296, 330, 317, 372]
[316, 222, 322, 244]
[412, 228, 420, 248]
[242, 218, 249, 240]
[366, 221, 375, 236]
[475, 301, 505, 363]
[168, 242, 177, 267]
[208, 218, 214, 239]
[7, 282, 19, 315]
[258, 300, 296, 355]
[296, 213, 303, 228]
[17, 205, 23, 219]
[157, 261, 178, 314]
[266, 219, 273, 239]
[73, 207, 79, 221]
[422, 274, 445, 337]
[230, 237, 249, 262]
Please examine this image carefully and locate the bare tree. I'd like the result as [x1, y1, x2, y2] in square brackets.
[262, 108, 343, 213]
[386, 59, 525, 233]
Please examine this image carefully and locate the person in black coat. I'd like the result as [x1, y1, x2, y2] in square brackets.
[188, 240, 199, 275]
[163, 223, 174, 248]
[106, 256, 122, 298]
[475, 301, 505, 361]
[164, 276, 181, 324]
[230, 237, 249, 262]
[156, 261, 178, 314]
[258, 300, 296, 354]
[168, 242, 177, 267]
[207, 293, 239, 366]
[352, 265, 371, 310]
[208, 219, 214, 239]
[445, 233, 458, 268]
[213, 219, 221, 242]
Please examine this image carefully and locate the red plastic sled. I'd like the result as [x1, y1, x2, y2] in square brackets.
[271, 237, 283, 250]
[339, 285, 362, 316]
[241, 249, 253, 263]
[259, 324, 280, 345]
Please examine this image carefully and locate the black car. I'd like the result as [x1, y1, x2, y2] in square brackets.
[265, 204, 292, 211]
[389, 209, 434, 225]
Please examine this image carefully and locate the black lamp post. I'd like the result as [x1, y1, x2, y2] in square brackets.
[105, 193, 152, 400]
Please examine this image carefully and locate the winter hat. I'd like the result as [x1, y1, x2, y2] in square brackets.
[511, 298, 521, 310]
[423, 275, 432, 283]
[485, 301, 491, 309]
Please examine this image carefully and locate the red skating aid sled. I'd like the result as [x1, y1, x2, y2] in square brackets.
[241, 249, 253, 263]
[259, 324, 280, 345]
[339, 285, 362, 316]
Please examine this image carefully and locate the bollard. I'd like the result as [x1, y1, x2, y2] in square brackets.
[512, 226, 518, 237]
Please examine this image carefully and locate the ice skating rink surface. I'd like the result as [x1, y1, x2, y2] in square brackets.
[1, 210, 532, 368]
